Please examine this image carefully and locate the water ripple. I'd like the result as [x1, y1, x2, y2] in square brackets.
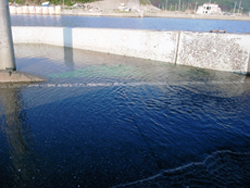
[112, 150, 250, 188]
[0, 80, 249, 89]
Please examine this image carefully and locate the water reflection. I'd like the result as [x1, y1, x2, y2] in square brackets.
[63, 28, 74, 69]
[0, 88, 39, 187]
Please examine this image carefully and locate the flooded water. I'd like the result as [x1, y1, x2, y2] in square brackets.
[0, 44, 250, 187]
[11, 14, 250, 33]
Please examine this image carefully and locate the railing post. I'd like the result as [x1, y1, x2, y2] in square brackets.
[0, 0, 16, 71]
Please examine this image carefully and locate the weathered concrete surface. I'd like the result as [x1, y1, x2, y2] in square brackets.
[0, 0, 16, 70]
[73, 28, 178, 63]
[12, 27, 62, 45]
[177, 32, 250, 74]
[12, 27, 178, 64]
[0, 70, 48, 83]
[12, 27, 250, 74]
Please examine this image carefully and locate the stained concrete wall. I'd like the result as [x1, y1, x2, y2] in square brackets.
[11, 27, 250, 74]
[177, 32, 250, 74]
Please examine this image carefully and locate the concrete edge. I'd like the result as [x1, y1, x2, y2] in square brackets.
[248, 52, 250, 75]
[174, 31, 181, 64]
[0, 70, 48, 83]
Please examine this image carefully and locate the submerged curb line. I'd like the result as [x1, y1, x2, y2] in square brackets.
[0, 70, 48, 83]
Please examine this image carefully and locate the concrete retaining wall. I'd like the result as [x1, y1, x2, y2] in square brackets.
[12, 27, 250, 74]
[9, 6, 61, 15]
[177, 32, 250, 74]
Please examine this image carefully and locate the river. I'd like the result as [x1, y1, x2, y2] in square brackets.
[11, 14, 250, 33]
[0, 16, 249, 187]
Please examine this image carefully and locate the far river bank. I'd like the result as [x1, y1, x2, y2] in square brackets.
[61, 9, 250, 21]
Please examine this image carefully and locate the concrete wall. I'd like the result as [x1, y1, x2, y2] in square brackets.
[9, 6, 61, 15]
[12, 27, 250, 74]
[177, 32, 250, 74]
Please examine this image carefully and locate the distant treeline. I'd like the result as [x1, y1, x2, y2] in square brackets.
[151, 0, 250, 13]
[140, 0, 151, 5]
[9, 0, 151, 6]
[9, 0, 98, 6]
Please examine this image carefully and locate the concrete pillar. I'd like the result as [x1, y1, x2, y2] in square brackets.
[0, 0, 16, 71]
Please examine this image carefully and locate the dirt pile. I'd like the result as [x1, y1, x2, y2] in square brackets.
[84, 0, 160, 12]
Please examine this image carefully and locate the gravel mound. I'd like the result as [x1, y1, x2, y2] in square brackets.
[84, 0, 160, 12]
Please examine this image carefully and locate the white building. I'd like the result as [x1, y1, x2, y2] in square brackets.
[196, 3, 222, 14]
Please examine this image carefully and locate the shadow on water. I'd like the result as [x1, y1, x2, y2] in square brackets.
[0, 88, 40, 187]
[63, 28, 74, 69]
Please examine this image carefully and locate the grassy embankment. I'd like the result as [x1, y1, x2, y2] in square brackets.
[139, 0, 151, 5]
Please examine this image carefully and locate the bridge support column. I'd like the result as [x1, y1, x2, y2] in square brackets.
[0, 0, 16, 71]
